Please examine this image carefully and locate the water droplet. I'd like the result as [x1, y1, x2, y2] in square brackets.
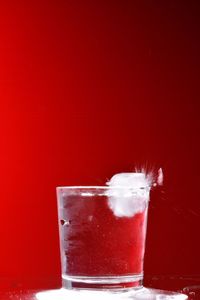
[88, 215, 93, 221]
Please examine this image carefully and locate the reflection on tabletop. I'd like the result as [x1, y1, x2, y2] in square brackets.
[0, 288, 187, 300]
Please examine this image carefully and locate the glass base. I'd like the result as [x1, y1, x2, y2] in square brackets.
[62, 274, 143, 290]
[36, 287, 188, 300]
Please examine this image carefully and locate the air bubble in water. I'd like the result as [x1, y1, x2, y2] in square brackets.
[60, 219, 71, 226]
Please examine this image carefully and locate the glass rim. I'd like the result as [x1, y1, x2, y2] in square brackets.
[56, 185, 150, 190]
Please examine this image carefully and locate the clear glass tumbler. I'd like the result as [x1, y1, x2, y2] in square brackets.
[56, 186, 150, 290]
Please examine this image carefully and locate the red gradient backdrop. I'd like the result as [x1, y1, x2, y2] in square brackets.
[0, 0, 200, 288]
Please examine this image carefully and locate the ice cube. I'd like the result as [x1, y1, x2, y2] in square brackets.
[107, 172, 149, 188]
[107, 172, 150, 217]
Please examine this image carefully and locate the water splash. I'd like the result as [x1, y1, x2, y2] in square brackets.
[134, 166, 164, 188]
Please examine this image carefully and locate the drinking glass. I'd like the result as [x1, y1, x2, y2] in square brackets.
[56, 186, 150, 290]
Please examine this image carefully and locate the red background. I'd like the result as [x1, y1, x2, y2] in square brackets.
[0, 0, 200, 288]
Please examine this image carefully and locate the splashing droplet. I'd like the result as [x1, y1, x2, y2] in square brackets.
[157, 168, 164, 185]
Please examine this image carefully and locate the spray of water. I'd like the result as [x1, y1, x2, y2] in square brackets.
[133, 166, 164, 187]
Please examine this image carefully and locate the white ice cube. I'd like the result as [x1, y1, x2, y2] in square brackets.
[107, 172, 149, 188]
[107, 172, 150, 217]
